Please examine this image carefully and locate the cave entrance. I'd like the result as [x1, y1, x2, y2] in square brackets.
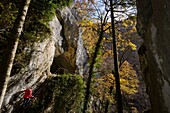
[50, 54, 75, 74]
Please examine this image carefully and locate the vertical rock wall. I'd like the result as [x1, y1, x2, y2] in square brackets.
[50, 7, 88, 75]
[1, 6, 87, 113]
[137, 0, 170, 112]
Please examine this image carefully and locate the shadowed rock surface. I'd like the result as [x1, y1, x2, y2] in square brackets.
[137, 0, 170, 112]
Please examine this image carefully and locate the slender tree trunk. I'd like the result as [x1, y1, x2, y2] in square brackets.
[0, 0, 31, 109]
[109, 0, 123, 113]
[104, 86, 113, 113]
[83, 24, 104, 113]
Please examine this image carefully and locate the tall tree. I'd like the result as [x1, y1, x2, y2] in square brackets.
[83, 24, 104, 113]
[78, 0, 136, 112]
[0, 0, 31, 109]
[110, 0, 123, 113]
[82, 1, 110, 112]
[82, 16, 110, 113]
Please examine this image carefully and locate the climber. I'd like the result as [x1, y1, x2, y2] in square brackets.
[22, 87, 34, 107]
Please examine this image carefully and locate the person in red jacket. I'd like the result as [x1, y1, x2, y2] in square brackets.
[23, 87, 34, 107]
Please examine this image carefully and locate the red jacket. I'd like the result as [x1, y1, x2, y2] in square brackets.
[24, 89, 33, 98]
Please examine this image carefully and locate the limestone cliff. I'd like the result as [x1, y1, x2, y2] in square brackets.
[1, 6, 87, 113]
[137, 0, 170, 112]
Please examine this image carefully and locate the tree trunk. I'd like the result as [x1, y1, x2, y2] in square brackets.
[0, 0, 31, 109]
[104, 86, 113, 113]
[83, 24, 104, 113]
[109, 0, 123, 113]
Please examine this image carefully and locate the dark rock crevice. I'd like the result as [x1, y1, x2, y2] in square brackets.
[136, 0, 153, 37]
[56, 9, 69, 51]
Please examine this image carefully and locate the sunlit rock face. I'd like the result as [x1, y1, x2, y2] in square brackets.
[2, 6, 87, 113]
[137, 0, 170, 112]
[50, 7, 88, 75]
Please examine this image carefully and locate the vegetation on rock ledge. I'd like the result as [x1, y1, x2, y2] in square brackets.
[29, 74, 85, 113]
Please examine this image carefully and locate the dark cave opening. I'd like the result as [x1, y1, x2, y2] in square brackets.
[50, 54, 75, 75]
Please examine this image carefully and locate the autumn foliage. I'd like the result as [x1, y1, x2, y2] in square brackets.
[80, 15, 141, 112]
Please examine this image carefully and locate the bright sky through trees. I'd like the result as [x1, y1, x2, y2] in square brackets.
[74, 0, 137, 21]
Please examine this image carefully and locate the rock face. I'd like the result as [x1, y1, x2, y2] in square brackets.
[137, 0, 170, 112]
[1, 6, 87, 112]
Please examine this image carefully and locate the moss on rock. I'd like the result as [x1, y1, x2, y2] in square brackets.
[29, 74, 84, 113]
